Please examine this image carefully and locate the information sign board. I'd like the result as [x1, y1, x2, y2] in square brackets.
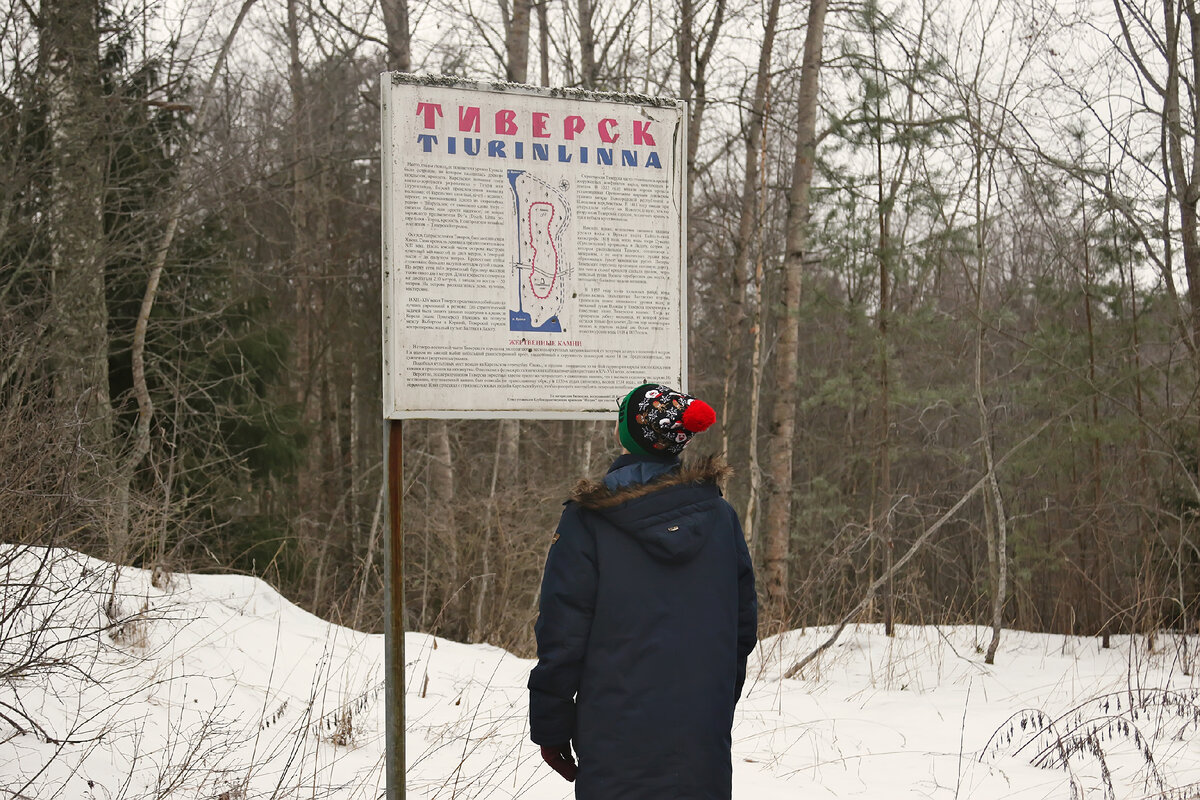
[381, 74, 688, 418]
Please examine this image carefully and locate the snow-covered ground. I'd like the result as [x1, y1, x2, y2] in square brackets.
[3, 546, 1199, 799]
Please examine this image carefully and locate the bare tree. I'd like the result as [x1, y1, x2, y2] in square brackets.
[109, 0, 259, 563]
[1112, 0, 1200, 527]
[678, 0, 726, 205]
[720, 0, 780, 546]
[948, 0, 1043, 659]
[762, 0, 828, 624]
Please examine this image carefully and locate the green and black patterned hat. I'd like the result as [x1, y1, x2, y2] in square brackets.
[618, 384, 716, 456]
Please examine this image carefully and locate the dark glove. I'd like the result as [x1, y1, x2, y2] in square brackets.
[540, 743, 578, 782]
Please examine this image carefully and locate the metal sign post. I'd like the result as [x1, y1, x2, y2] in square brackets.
[383, 419, 404, 799]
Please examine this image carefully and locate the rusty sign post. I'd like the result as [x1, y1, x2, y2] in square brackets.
[383, 419, 405, 799]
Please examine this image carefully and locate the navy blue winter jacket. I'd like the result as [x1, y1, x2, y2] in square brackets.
[529, 453, 758, 800]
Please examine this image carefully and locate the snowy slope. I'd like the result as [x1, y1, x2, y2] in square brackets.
[2, 545, 1199, 799]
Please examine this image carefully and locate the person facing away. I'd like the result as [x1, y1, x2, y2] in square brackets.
[528, 384, 758, 800]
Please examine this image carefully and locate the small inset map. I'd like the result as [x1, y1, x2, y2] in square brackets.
[508, 170, 571, 332]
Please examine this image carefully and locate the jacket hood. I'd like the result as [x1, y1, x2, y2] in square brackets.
[571, 455, 733, 564]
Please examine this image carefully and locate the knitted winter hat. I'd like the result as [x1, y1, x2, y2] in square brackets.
[618, 384, 716, 456]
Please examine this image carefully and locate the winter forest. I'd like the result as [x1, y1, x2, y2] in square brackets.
[4, 0, 1200, 671]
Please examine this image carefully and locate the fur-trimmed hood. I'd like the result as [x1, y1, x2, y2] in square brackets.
[568, 454, 734, 565]
[571, 454, 733, 510]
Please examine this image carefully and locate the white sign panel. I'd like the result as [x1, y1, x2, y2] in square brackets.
[382, 75, 687, 419]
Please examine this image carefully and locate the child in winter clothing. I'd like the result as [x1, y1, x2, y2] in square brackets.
[528, 384, 758, 800]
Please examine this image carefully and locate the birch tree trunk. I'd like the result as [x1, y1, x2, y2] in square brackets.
[744, 234, 767, 546]
[429, 420, 460, 634]
[762, 0, 828, 624]
[719, 0, 779, 469]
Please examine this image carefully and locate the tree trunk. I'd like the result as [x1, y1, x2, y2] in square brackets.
[355, 480, 386, 630]
[875, 95, 893, 637]
[677, 0, 693, 183]
[578, 0, 598, 88]
[1162, 1, 1200, 507]
[1080, 180, 1111, 646]
[678, 0, 726, 206]
[505, 0, 532, 82]
[861, 0, 926, 636]
[719, 0, 779, 467]
[743, 94, 776, 549]
[762, 0, 828, 625]
[42, 0, 111, 456]
[380, 0, 411, 71]
[744, 247, 766, 546]
[969, 99, 1008, 665]
[1160, 0, 1200, 342]
[287, 0, 328, 603]
[472, 424, 506, 642]
[429, 420, 459, 634]
[579, 422, 595, 475]
[1117, 197, 1154, 641]
[473, 419, 519, 641]
[536, 0, 550, 86]
[977, 288, 1008, 663]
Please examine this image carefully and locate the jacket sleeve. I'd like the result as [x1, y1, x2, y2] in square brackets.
[733, 507, 757, 702]
[528, 503, 598, 746]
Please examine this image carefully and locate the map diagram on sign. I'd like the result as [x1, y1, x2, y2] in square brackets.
[508, 170, 571, 332]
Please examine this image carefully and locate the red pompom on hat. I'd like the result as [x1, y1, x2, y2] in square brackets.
[681, 399, 716, 432]
[618, 385, 717, 456]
